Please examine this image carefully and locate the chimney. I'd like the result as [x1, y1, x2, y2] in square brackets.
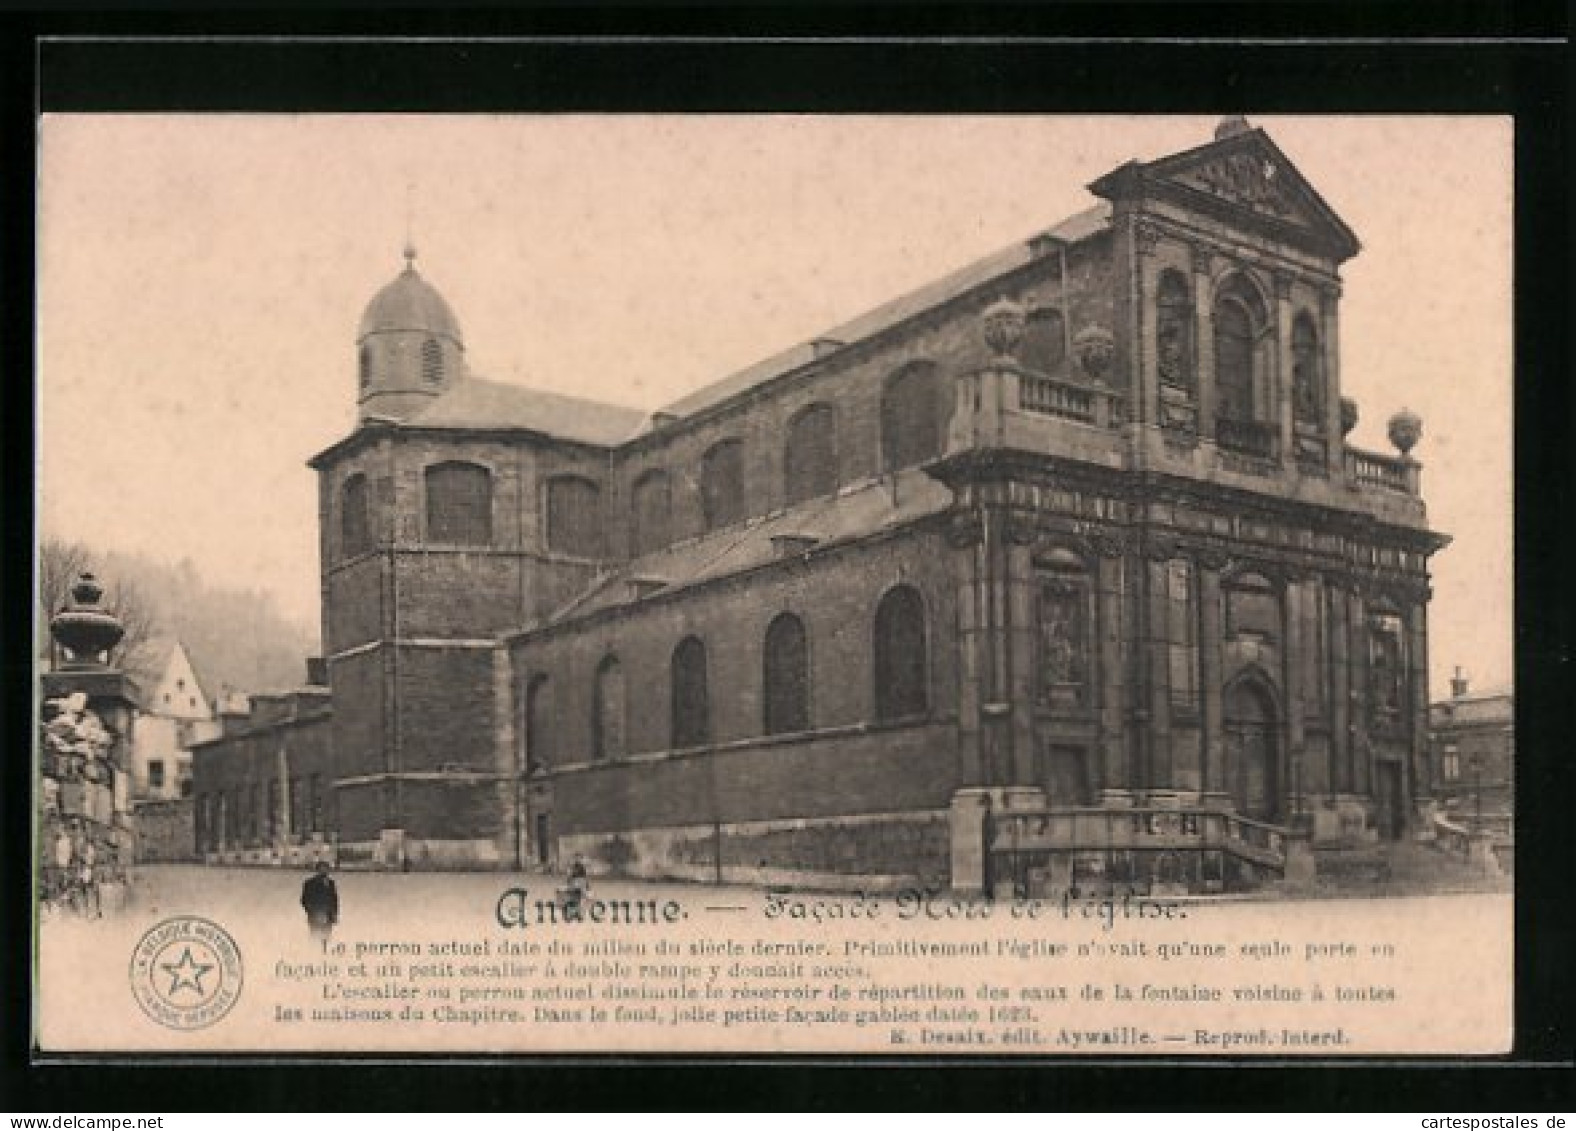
[306, 657, 328, 687]
[1450, 666, 1469, 699]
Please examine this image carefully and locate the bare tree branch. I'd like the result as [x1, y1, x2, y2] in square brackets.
[36, 537, 161, 670]
[36, 538, 91, 665]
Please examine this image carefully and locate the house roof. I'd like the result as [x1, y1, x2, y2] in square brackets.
[525, 467, 953, 633]
[123, 637, 217, 711]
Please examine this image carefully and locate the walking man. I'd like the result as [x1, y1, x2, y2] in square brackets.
[300, 860, 339, 951]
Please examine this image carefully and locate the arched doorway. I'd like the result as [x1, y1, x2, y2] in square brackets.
[1224, 678, 1279, 821]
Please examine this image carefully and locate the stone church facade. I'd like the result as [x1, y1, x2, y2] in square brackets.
[202, 119, 1447, 888]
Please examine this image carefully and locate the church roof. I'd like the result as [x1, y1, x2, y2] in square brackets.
[408, 375, 650, 446]
[657, 203, 1112, 421]
[526, 467, 952, 633]
[358, 263, 465, 344]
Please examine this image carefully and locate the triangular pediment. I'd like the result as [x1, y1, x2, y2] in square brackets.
[1091, 129, 1360, 261]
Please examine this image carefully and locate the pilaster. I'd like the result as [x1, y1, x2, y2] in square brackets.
[1198, 559, 1225, 797]
[1321, 284, 1344, 477]
[1144, 553, 1172, 790]
[1274, 271, 1296, 474]
[1191, 243, 1217, 441]
[1006, 534, 1039, 787]
[1096, 548, 1126, 795]
[1327, 579, 1350, 792]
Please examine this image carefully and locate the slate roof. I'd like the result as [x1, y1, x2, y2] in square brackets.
[408, 376, 650, 446]
[358, 264, 465, 343]
[529, 467, 953, 632]
[657, 203, 1113, 421]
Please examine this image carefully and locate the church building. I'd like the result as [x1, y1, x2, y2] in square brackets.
[202, 118, 1448, 891]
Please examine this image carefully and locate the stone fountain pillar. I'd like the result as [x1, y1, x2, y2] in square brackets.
[40, 573, 139, 913]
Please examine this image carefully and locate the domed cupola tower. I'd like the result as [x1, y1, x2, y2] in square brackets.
[355, 242, 466, 421]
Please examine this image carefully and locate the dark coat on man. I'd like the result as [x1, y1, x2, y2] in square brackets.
[301, 871, 339, 929]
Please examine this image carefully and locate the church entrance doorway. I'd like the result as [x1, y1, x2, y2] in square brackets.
[1039, 742, 1090, 807]
[1224, 679, 1278, 822]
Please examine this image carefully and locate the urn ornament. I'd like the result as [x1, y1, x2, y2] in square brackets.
[1073, 325, 1115, 384]
[981, 297, 1026, 360]
[49, 573, 125, 667]
[1386, 407, 1423, 456]
[1339, 396, 1359, 437]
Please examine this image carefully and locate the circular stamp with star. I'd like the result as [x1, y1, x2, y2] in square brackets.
[129, 916, 243, 1030]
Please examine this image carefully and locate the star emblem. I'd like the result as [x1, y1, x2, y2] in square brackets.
[161, 946, 214, 997]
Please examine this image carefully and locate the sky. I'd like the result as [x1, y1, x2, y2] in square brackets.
[37, 115, 1513, 698]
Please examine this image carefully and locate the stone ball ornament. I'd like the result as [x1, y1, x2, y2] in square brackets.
[1339, 396, 1359, 437]
[981, 296, 1027, 360]
[1073, 325, 1115, 384]
[49, 572, 125, 667]
[1386, 407, 1423, 456]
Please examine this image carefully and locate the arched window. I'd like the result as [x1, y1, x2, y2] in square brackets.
[421, 338, 444, 385]
[358, 344, 372, 391]
[1156, 270, 1195, 392]
[523, 674, 552, 772]
[1035, 548, 1092, 710]
[1213, 274, 1269, 423]
[874, 585, 928, 721]
[546, 476, 604, 558]
[670, 636, 710, 749]
[593, 656, 625, 761]
[341, 474, 371, 558]
[701, 439, 745, 532]
[763, 613, 809, 735]
[1291, 313, 1323, 424]
[880, 361, 945, 473]
[784, 403, 839, 506]
[424, 461, 493, 545]
[1021, 307, 1067, 374]
[630, 469, 672, 557]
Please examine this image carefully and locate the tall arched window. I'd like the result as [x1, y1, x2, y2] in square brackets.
[880, 361, 945, 473]
[425, 461, 493, 545]
[1021, 307, 1067, 374]
[874, 585, 928, 721]
[1156, 270, 1195, 392]
[593, 656, 625, 761]
[523, 674, 552, 772]
[701, 439, 745, 531]
[763, 613, 809, 735]
[1213, 274, 1269, 423]
[784, 403, 839, 506]
[546, 476, 604, 558]
[1291, 313, 1323, 424]
[670, 636, 710, 749]
[421, 338, 444, 385]
[630, 469, 672, 556]
[341, 474, 371, 558]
